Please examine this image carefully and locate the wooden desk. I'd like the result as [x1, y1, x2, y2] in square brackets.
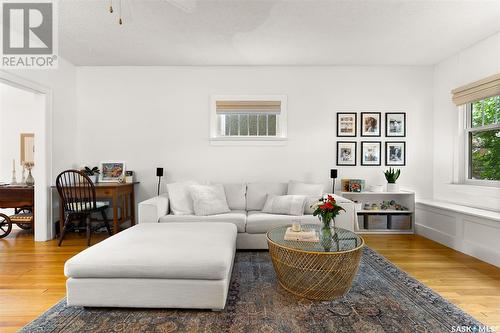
[54, 182, 139, 235]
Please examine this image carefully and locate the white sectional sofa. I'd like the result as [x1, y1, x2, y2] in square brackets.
[138, 182, 356, 249]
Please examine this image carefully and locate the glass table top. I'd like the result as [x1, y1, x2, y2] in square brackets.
[267, 224, 364, 253]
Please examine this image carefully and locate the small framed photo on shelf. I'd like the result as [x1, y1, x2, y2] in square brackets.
[361, 141, 381, 166]
[386, 113, 406, 137]
[360, 112, 381, 137]
[99, 161, 126, 182]
[386, 141, 406, 166]
[336, 112, 357, 137]
[336, 141, 357, 166]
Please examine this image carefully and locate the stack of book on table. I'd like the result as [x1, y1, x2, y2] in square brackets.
[284, 227, 319, 242]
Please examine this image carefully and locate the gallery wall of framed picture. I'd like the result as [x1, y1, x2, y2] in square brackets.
[335, 112, 406, 166]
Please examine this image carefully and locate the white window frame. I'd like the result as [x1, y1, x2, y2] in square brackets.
[459, 101, 500, 187]
[209, 95, 287, 145]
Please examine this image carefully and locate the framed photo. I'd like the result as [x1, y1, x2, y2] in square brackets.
[386, 113, 406, 137]
[360, 112, 381, 137]
[336, 141, 357, 166]
[99, 161, 126, 182]
[361, 141, 381, 166]
[386, 142, 406, 166]
[336, 113, 357, 137]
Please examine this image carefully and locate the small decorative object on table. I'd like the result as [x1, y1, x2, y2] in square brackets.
[99, 161, 125, 182]
[284, 227, 318, 242]
[349, 179, 365, 192]
[125, 171, 135, 183]
[291, 218, 302, 232]
[384, 167, 401, 192]
[24, 162, 35, 186]
[311, 195, 345, 250]
[369, 184, 384, 192]
[11, 159, 17, 185]
[82, 166, 100, 183]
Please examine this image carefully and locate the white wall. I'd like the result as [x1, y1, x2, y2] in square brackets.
[76, 66, 434, 204]
[433, 32, 500, 211]
[0, 84, 43, 184]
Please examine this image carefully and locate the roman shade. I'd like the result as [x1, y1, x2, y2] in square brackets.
[216, 100, 281, 114]
[452, 73, 500, 105]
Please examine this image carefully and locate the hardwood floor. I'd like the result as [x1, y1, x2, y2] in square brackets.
[1, 230, 499, 332]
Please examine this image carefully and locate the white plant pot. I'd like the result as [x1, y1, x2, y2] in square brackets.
[386, 183, 399, 192]
[88, 175, 98, 183]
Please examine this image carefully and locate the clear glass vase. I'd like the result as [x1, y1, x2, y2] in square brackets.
[319, 216, 336, 251]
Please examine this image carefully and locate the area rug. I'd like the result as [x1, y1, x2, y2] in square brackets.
[20, 248, 487, 333]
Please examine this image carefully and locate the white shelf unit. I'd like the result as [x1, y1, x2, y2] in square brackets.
[341, 191, 415, 234]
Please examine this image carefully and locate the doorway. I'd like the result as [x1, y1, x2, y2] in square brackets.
[0, 72, 52, 241]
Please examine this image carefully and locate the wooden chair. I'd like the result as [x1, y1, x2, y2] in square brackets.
[56, 170, 112, 246]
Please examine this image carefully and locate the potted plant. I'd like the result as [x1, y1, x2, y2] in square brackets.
[83, 166, 100, 183]
[311, 195, 345, 251]
[384, 167, 401, 192]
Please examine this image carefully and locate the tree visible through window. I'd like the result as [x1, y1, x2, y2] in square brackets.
[468, 95, 499, 181]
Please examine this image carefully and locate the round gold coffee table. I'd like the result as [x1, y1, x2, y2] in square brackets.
[267, 224, 364, 300]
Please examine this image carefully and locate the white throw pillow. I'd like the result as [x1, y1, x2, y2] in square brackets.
[189, 184, 231, 216]
[222, 183, 247, 210]
[262, 194, 306, 216]
[166, 181, 198, 215]
[287, 180, 324, 196]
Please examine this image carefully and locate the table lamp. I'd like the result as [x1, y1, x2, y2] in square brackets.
[330, 169, 338, 194]
[156, 167, 163, 196]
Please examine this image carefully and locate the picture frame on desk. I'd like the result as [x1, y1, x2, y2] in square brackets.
[99, 161, 126, 182]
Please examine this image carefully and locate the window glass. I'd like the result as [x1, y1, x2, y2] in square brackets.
[469, 130, 500, 181]
[468, 95, 500, 181]
[268, 115, 277, 136]
[249, 114, 258, 136]
[239, 114, 249, 136]
[471, 96, 499, 127]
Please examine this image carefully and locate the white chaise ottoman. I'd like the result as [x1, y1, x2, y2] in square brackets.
[64, 222, 237, 310]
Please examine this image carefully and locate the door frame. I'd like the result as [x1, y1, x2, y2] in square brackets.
[0, 70, 54, 241]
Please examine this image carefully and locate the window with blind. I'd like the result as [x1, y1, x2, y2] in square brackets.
[452, 73, 500, 183]
[210, 96, 287, 142]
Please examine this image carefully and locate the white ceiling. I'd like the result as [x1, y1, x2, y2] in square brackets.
[59, 0, 500, 66]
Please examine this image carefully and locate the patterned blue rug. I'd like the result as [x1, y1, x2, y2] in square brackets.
[20, 248, 488, 333]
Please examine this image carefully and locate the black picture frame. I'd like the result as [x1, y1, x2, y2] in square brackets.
[385, 141, 406, 166]
[336, 112, 357, 137]
[360, 112, 382, 137]
[336, 141, 357, 166]
[361, 141, 382, 166]
[385, 112, 406, 137]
